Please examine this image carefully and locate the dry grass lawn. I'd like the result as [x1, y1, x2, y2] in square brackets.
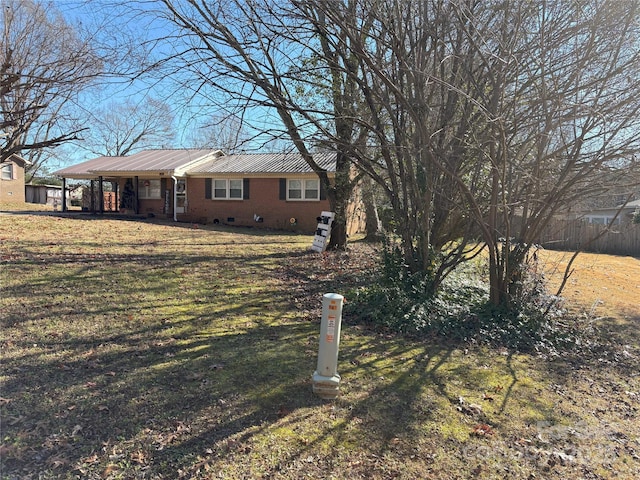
[0, 210, 638, 480]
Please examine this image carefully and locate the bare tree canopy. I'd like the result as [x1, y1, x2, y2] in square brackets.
[78, 97, 175, 157]
[1, 0, 102, 172]
[131, 0, 365, 248]
[303, 0, 640, 304]
[118, 0, 639, 304]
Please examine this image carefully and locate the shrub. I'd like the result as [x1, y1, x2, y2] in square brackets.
[345, 245, 578, 353]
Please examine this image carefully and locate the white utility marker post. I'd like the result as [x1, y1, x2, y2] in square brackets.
[312, 293, 344, 400]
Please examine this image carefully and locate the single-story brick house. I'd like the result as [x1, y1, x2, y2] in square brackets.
[54, 149, 365, 234]
[0, 154, 29, 203]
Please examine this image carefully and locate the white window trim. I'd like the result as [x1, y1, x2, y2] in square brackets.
[138, 179, 162, 199]
[287, 178, 320, 201]
[1, 164, 13, 180]
[587, 215, 620, 225]
[213, 178, 243, 200]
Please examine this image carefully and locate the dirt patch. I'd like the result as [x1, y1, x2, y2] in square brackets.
[542, 249, 640, 320]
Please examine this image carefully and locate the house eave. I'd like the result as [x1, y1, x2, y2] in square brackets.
[185, 171, 336, 179]
[89, 170, 174, 178]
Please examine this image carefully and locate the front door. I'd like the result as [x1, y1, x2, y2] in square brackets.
[176, 179, 186, 214]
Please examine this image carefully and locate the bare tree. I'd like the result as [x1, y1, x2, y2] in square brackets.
[450, 0, 640, 306]
[142, 0, 370, 249]
[78, 97, 175, 157]
[0, 0, 102, 173]
[310, 0, 484, 289]
[312, 0, 640, 305]
[135, 0, 639, 308]
[183, 114, 251, 154]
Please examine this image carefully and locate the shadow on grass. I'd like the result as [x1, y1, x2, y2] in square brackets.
[1, 218, 603, 479]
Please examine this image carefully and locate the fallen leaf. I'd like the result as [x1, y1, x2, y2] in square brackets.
[457, 403, 483, 416]
[130, 450, 147, 465]
[102, 464, 120, 478]
[472, 424, 494, 436]
[46, 455, 70, 468]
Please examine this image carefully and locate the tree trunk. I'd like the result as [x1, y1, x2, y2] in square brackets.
[362, 177, 383, 241]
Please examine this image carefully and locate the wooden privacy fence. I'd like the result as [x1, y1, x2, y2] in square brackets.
[536, 219, 640, 257]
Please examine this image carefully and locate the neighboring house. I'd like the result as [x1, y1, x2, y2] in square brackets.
[582, 199, 640, 225]
[54, 149, 365, 234]
[0, 154, 29, 203]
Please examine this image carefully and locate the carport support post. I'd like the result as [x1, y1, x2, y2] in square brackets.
[312, 293, 344, 400]
[134, 176, 139, 214]
[90, 180, 95, 212]
[98, 176, 104, 214]
[61, 177, 67, 212]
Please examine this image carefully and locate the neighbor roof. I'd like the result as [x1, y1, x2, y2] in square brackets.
[2, 153, 31, 167]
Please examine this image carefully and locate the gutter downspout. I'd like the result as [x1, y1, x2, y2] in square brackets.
[171, 175, 178, 222]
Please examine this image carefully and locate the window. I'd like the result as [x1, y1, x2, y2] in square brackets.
[213, 179, 243, 199]
[1, 164, 13, 180]
[138, 179, 161, 199]
[287, 178, 319, 201]
[588, 216, 620, 225]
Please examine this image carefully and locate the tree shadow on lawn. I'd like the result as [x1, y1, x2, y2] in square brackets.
[44, 211, 315, 242]
[1, 244, 313, 331]
[1, 313, 310, 475]
[1, 231, 568, 478]
[2, 302, 552, 479]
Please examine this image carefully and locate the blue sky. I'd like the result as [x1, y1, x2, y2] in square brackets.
[45, 0, 289, 169]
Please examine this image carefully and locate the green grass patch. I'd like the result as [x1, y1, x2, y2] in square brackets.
[1, 214, 638, 479]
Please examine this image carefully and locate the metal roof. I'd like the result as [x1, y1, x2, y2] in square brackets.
[54, 150, 336, 179]
[188, 152, 337, 175]
[54, 150, 221, 179]
[90, 149, 222, 174]
[53, 156, 125, 179]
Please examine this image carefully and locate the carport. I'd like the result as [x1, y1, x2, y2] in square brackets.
[54, 156, 123, 214]
[53, 150, 223, 218]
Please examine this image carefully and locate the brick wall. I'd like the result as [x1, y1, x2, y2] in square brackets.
[182, 177, 330, 232]
[115, 175, 365, 234]
[0, 161, 26, 203]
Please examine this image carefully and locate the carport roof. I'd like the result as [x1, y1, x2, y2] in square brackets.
[54, 156, 125, 179]
[54, 149, 222, 179]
